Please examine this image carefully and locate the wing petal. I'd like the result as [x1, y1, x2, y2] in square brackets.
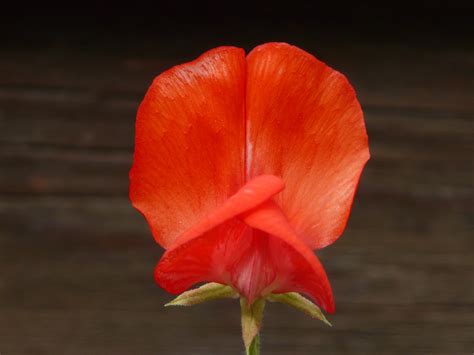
[155, 176, 334, 313]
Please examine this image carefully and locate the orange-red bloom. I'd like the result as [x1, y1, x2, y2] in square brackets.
[130, 43, 369, 314]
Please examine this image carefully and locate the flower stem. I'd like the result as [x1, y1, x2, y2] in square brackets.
[246, 333, 260, 355]
[240, 297, 265, 355]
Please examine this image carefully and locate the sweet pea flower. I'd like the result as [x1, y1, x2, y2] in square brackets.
[130, 42, 369, 353]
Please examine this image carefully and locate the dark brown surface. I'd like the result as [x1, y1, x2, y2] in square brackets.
[1, 21, 473, 354]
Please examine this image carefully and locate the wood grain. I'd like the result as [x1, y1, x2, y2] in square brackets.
[0, 36, 473, 354]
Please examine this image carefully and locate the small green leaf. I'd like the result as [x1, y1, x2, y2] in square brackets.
[240, 297, 266, 351]
[267, 292, 332, 326]
[165, 282, 238, 307]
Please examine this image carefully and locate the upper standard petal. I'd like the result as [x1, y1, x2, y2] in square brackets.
[130, 46, 246, 248]
[246, 42, 370, 249]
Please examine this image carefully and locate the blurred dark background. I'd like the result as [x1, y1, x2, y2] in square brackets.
[1, 2, 473, 354]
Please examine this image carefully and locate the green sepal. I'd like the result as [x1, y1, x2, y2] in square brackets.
[165, 282, 238, 307]
[240, 297, 266, 352]
[267, 292, 332, 326]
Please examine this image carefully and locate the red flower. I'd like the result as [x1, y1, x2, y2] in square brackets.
[130, 43, 369, 314]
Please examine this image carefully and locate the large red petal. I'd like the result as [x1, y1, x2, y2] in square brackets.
[246, 43, 370, 249]
[130, 47, 246, 248]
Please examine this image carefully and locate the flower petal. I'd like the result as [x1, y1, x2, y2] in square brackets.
[155, 175, 285, 299]
[155, 176, 335, 313]
[246, 42, 370, 249]
[154, 218, 245, 297]
[242, 200, 335, 313]
[130, 46, 246, 248]
[172, 175, 284, 249]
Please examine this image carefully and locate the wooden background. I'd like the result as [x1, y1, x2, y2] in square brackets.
[1, 8, 473, 354]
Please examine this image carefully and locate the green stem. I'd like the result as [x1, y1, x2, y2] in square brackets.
[240, 297, 265, 355]
[246, 333, 260, 355]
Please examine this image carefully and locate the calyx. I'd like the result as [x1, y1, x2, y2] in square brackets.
[166, 282, 331, 351]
